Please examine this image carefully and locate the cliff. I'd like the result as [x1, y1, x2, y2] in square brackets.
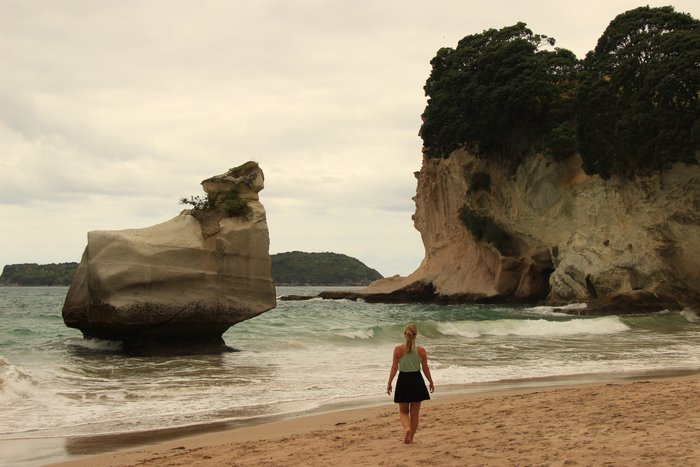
[357, 150, 700, 312]
[62, 162, 276, 355]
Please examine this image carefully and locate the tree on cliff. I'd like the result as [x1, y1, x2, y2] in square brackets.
[420, 22, 580, 161]
[576, 6, 700, 178]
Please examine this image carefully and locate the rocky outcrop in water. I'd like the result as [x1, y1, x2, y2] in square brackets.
[338, 150, 700, 313]
[62, 162, 276, 355]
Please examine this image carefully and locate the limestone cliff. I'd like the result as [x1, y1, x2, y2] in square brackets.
[361, 150, 700, 312]
[62, 162, 276, 355]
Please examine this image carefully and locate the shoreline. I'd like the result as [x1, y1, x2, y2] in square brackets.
[19, 368, 697, 466]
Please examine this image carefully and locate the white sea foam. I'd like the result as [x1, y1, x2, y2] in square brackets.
[337, 329, 374, 339]
[525, 302, 588, 314]
[0, 356, 38, 404]
[68, 337, 123, 351]
[438, 316, 630, 338]
[436, 323, 480, 338]
[432, 360, 649, 385]
[681, 308, 700, 323]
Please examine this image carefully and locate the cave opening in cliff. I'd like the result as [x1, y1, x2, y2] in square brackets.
[535, 267, 556, 301]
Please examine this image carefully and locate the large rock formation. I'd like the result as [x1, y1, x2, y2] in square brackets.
[346, 150, 700, 312]
[62, 162, 276, 355]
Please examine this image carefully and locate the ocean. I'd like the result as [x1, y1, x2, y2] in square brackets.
[1, 286, 699, 466]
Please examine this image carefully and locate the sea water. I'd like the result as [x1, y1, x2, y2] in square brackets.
[1, 286, 699, 465]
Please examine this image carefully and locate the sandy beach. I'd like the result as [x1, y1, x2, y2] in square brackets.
[48, 373, 700, 467]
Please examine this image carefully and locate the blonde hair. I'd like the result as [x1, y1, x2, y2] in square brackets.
[403, 323, 417, 353]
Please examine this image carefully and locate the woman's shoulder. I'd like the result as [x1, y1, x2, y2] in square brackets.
[393, 344, 406, 356]
[417, 346, 427, 356]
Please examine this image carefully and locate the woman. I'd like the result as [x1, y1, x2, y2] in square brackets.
[386, 323, 434, 444]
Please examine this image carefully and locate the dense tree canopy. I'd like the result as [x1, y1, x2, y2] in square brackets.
[421, 7, 700, 179]
[576, 6, 700, 178]
[420, 22, 579, 161]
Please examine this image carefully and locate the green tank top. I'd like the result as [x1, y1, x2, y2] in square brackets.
[398, 349, 422, 372]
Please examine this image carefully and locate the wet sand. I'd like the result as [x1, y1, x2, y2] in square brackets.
[47, 372, 700, 466]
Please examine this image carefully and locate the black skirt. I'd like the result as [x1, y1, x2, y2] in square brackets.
[394, 371, 430, 403]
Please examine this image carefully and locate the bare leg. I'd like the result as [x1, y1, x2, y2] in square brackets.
[408, 402, 422, 443]
[398, 403, 411, 443]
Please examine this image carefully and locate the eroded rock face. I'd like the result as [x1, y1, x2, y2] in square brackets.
[357, 150, 700, 311]
[62, 162, 276, 355]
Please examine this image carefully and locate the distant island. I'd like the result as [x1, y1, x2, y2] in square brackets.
[0, 263, 79, 286]
[271, 251, 382, 286]
[1, 252, 382, 287]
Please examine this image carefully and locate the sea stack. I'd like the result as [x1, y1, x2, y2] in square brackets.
[62, 162, 276, 355]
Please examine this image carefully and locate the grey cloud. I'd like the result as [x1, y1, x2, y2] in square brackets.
[2, 0, 699, 274]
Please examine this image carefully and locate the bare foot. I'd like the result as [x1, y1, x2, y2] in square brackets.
[404, 430, 412, 444]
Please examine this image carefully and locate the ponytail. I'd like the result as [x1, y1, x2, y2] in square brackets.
[403, 323, 417, 354]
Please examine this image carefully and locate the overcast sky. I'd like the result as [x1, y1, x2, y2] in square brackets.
[2, 0, 698, 277]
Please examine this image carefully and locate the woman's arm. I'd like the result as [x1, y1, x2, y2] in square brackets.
[387, 346, 400, 395]
[418, 346, 435, 393]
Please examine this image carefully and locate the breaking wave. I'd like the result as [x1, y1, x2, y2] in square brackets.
[437, 316, 630, 338]
[0, 356, 39, 404]
[67, 337, 123, 352]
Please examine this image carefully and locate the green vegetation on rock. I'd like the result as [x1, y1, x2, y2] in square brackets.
[458, 207, 516, 256]
[271, 251, 383, 286]
[576, 6, 700, 178]
[180, 191, 249, 217]
[221, 192, 249, 216]
[421, 6, 700, 178]
[0, 263, 78, 286]
[420, 22, 579, 162]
